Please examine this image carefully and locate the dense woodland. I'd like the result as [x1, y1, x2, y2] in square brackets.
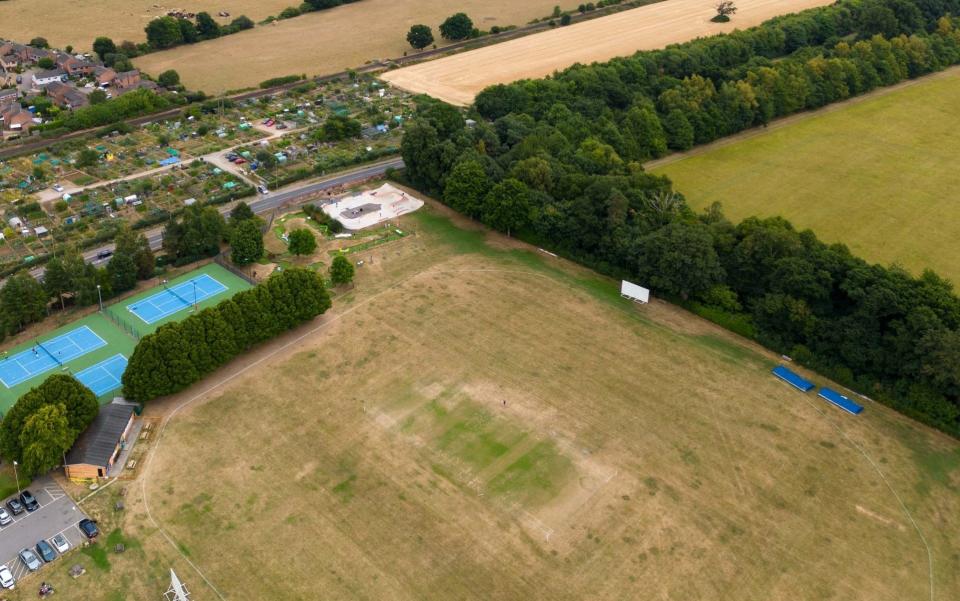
[401, 0, 960, 436]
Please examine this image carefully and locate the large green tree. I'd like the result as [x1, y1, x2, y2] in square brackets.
[230, 219, 265, 265]
[481, 179, 530, 237]
[288, 228, 317, 256]
[20, 404, 73, 477]
[440, 13, 474, 40]
[93, 37, 117, 60]
[145, 16, 184, 49]
[330, 255, 354, 285]
[407, 24, 434, 49]
[162, 205, 226, 264]
[1, 273, 47, 334]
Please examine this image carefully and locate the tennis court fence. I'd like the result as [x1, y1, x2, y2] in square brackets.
[214, 254, 257, 285]
[103, 306, 142, 340]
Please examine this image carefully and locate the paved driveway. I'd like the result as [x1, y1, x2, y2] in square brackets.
[0, 476, 89, 583]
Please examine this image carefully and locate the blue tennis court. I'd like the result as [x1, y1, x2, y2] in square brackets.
[127, 274, 228, 324]
[0, 326, 107, 388]
[76, 354, 128, 397]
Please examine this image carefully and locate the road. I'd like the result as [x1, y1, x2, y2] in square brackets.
[28, 156, 404, 278]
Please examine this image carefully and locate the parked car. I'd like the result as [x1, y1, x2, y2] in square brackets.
[19, 490, 39, 512]
[265, 119, 275, 127]
[51, 533, 69, 554]
[261, 118, 271, 125]
[78, 518, 99, 539]
[18, 548, 41, 572]
[0, 507, 11, 526]
[0, 565, 13, 589]
[257, 185, 267, 194]
[275, 123, 287, 130]
[6, 498, 23, 516]
[234, 158, 246, 164]
[96, 249, 113, 260]
[52, 184, 64, 193]
[35, 540, 56, 563]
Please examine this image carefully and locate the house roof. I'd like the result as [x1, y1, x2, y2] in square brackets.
[65, 403, 135, 467]
[34, 69, 66, 80]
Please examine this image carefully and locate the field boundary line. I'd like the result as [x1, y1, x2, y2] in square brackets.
[139, 263, 445, 599]
[798, 396, 935, 601]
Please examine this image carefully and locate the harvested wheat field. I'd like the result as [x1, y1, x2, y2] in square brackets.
[381, 0, 835, 105]
[0, 0, 292, 51]
[29, 201, 955, 601]
[135, 0, 562, 94]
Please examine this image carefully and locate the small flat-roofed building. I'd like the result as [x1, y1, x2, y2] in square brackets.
[64, 403, 136, 481]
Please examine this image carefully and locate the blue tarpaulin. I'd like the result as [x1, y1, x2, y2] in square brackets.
[159, 156, 180, 167]
[818, 387, 863, 415]
[772, 366, 814, 392]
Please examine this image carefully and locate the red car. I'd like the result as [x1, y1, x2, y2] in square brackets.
[234, 158, 246, 164]
[265, 119, 275, 127]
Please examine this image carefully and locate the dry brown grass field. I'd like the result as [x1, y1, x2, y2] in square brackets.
[13, 198, 959, 600]
[0, 0, 292, 51]
[381, 0, 835, 105]
[134, 0, 562, 94]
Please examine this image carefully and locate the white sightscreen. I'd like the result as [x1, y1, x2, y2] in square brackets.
[621, 280, 650, 303]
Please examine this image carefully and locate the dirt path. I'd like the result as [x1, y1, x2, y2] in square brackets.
[381, 0, 835, 106]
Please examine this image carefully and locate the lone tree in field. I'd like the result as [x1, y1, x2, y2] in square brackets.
[288, 228, 317, 256]
[712, 1, 737, 22]
[407, 24, 434, 50]
[230, 219, 264, 265]
[440, 13, 474, 40]
[330, 254, 355, 285]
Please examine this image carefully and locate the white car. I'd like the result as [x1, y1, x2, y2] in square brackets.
[0, 507, 11, 526]
[0, 565, 13, 589]
[51, 533, 69, 554]
[52, 184, 64, 193]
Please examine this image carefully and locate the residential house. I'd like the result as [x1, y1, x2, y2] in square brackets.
[0, 52, 18, 71]
[31, 69, 67, 87]
[46, 81, 88, 109]
[93, 66, 116, 86]
[113, 70, 141, 90]
[0, 87, 17, 107]
[0, 103, 33, 133]
[24, 46, 55, 64]
[56, 53, 96, 77]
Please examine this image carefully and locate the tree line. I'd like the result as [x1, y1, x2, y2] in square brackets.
[121, 267, 332, 401]
[0, 226, 154, 343]
[0, 375, 98, 477]
[401, 0, 960, 436]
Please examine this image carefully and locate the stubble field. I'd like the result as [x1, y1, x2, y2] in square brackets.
[23, 199, 957, 601]
[134, 0, 562, 94]
[654, 67, 960, 286]
[0, 0, 292, 51]
[380, 0, 835, 106]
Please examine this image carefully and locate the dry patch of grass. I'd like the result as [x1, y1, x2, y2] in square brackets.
[121, 204, 960, 600]
[381, 0, 835, 105]
[134, 0, 562, 93]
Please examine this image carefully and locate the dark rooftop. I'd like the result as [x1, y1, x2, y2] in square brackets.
[65, 403, 134, 467]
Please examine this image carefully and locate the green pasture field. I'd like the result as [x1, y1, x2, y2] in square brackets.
[103, 263, 252, 338]
[654, 68, 960, 284]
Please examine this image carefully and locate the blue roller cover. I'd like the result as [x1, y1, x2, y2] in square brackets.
[771, 365, 814, 392]
[818, 387, 864, 415]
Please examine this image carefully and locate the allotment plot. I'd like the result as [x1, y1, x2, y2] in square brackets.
[0, 326, 107, 388]
[128, 274, 228, 324]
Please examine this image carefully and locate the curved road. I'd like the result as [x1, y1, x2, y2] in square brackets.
[28, 156, 403, 278]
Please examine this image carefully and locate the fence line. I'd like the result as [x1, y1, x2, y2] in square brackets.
[214, 254, 257, 286]
[103, 306, 142, 341]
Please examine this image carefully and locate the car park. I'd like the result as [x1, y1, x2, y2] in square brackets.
[0, 507, 11, 526]
[18, 548, 41, 572]
[51, 534, 69, 554]
[78, 519, 99, 539]
[0, 565, 13, 589]
[35, 540, 56, 563]
[19, 491, 39, 512]
[6, 499, 23, 516]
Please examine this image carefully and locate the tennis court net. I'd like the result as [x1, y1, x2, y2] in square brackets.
[36, 340, 62, 366]
[165, 281, 196, 308]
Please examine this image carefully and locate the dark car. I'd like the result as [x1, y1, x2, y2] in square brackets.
[20, 490, 39, 512]
[96, 249, 113, 260]
[35, 539, 56, 563]
[78, 518, 99, 539]
[6, 498, 23, 516]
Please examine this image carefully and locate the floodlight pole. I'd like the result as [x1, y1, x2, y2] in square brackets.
[12, 461, 21, 499]
[96, 284, 103, 312]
